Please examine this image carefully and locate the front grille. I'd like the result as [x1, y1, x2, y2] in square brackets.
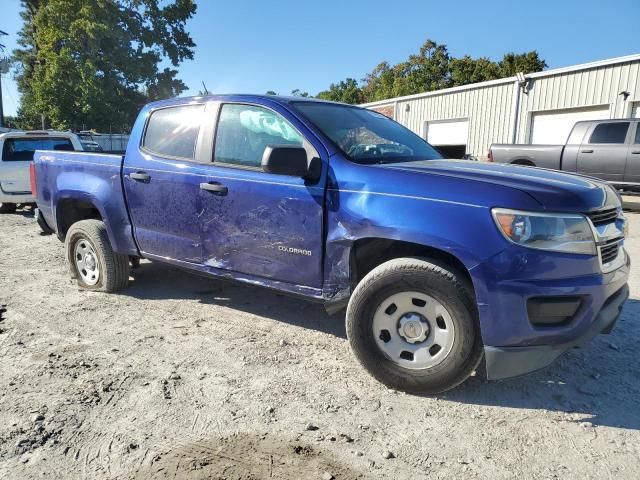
[599, 238, 621, 265]
[586, 207, 618, 226]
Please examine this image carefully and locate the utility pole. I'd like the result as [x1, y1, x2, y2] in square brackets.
[0, 72, 4, 129]
[0, 29, 8, 129]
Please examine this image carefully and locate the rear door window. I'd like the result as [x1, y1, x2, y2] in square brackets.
[2, 137, 74, 162]
[142, 104, 205, 159]
[589, 122, 630, 144]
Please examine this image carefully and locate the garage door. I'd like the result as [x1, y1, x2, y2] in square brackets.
[425, 119, 469, 158]
[530, 106, 610, 144]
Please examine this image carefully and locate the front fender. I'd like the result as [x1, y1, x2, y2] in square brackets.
[322, 189, 505, 302]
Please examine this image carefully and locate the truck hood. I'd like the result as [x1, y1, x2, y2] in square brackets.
[382, 159, 617, 212]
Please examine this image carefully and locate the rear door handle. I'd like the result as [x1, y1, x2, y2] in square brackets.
[632, 150, 640, 155]
[581, 149, 594, 154]
[129, 172, 151, 183]
[200, 182, 228, 195]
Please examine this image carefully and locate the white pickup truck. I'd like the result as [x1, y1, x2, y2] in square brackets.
[0, 131, 83, 213]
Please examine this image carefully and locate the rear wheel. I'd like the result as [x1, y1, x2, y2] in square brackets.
[0, 203, 17, 214]
[65, 219, 130, 292]
[346, 257, 482, 394]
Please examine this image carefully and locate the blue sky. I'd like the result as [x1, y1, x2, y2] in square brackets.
[1, 0, 639, 116]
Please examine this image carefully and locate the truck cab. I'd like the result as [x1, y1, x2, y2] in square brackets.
[0, 131, 83, 213]
[568, 119, 640, 187]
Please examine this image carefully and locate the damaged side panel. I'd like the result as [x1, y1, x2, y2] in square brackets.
[198, 169, 325, 288]
[321, 155, 545, 308]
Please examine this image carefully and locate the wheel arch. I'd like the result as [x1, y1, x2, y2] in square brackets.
[54, 193, 108, 242]
[510, 158, 536, 166]
[349, 238, 474, 293]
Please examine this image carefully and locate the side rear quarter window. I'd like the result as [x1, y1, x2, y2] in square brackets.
[589, 122, 629, 144]
[214, 104, 303, 168]
[142, 104, 205, 159]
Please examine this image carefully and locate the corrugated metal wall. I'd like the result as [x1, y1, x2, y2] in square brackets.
[366, 56, 640, 160]
[515, 60, 640, 143]
[394, 81, 514, 158]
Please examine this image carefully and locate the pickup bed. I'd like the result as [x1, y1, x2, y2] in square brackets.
[490, 119, 640, 191]
[32, 95, 630, 393]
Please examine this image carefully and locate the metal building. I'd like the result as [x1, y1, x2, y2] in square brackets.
[362, 54, 640, 160]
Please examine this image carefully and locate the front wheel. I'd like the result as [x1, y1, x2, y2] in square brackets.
[346, 257, 482, 394]
[0, 203, 17, 214]
[65, 219, 130, 292]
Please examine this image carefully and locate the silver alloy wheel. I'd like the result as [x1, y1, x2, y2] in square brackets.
[372, 291, 455, 370]
[74, 239, 100, 286]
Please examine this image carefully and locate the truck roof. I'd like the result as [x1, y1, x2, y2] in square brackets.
[144, 94, 350, 110]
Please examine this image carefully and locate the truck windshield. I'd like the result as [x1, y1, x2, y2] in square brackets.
[293, 102, 442, 164]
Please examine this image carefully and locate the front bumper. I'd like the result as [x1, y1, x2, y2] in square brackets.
[484, 283, 628, 379]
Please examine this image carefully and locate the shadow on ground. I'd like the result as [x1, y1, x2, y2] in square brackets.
[122, 261, 640, 431]
[444, 299, 640, 431]
[121, 260, 347, 339]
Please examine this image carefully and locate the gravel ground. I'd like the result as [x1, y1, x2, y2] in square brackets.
[0, 208, 639, 479]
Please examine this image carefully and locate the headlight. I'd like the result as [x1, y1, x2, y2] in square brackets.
[492, 208, 596, 255]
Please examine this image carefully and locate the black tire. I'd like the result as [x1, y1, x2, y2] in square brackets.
[0, 203, 17, 214]
[346, 257, 483, 394]
[65, 219, 130, 292]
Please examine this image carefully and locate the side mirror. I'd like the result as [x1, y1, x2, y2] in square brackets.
[262, 145, 312, 178]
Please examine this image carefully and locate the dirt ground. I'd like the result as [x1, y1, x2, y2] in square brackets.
[1, 208, 639, 480]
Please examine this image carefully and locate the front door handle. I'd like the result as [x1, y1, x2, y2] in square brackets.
[581, 149, 594, 154]
[200, 182, 228, 195]
[632, 150, 640, 155]
[129, 172, 151, 183]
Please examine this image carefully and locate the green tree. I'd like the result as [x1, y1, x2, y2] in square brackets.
[499, 51, 547, 77]
[13, 0, 197, 131]
[362, 62, 400, 102]
[290, 88, 309, 97]
[321, 38, 547, 104]
[403, 39, 451, 94]
[316, 78, 364, 104]
[265, 90, 278, 95]
[449, 56, 501, 86]
[3, 115, 20, 129]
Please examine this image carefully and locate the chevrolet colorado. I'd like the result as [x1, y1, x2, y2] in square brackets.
[32, 95, 630, 393]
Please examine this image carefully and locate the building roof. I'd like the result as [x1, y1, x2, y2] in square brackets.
[361, 53, 640, 107]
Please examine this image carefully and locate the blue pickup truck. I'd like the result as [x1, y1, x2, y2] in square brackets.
[32, 95, 630, 393]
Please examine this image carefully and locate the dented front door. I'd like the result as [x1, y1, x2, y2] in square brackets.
[198, 102, 325, 288]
